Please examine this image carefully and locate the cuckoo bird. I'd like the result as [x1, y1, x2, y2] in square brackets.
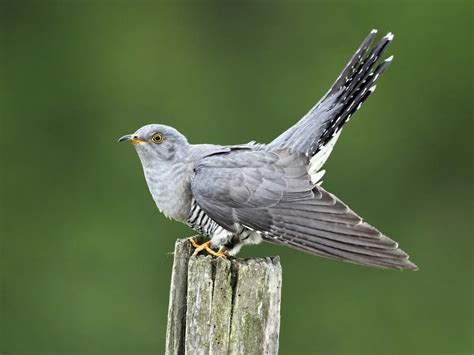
[119, 30, 417, 270]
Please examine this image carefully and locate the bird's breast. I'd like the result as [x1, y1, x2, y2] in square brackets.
[142, 163, 192, 222]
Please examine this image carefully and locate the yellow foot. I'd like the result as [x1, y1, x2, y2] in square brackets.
[187, 236, 202, 250]
[188, 238, 214, 256]
[206, 246, 229, 258]
[187, 237, 229, 258]
[214, 246, 230, 258]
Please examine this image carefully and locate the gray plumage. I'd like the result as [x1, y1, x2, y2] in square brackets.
[119, 30, 418, 270]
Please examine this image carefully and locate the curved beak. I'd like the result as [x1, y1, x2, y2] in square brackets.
[118, 134, 133, 143]
[118, 134, 146, 144]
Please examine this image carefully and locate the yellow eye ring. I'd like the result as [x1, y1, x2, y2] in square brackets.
[151, 132, 164, 144]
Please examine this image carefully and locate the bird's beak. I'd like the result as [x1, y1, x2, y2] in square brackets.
[118, 134, 146, 144]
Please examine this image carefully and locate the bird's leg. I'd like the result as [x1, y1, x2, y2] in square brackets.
[214, 246, 230, 258]
[187, 236, 215, 256]
[200, 244, 229, 258]
[187, 235, 202, 250]
[187, 236, 228, 258]
[191, 240, 213, 256]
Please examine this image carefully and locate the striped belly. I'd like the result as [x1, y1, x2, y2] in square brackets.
[186, 199, 228, 238]
[186, 200, 264, 255]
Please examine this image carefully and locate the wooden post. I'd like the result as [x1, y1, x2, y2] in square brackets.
[165, 239, 282, 355]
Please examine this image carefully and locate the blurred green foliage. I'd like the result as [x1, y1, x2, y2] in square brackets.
[1, 1, 472, 354]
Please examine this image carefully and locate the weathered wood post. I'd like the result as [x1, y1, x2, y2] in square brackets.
[165, 239, 282, 355]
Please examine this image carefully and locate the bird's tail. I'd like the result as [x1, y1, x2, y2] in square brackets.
[315, 30, 394, 151]
[269, 30, 394, 161]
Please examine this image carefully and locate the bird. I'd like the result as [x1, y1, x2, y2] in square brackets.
[118, 29, 418, 270]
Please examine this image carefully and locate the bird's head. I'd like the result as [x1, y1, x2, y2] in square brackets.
[118, 124, 189, 162]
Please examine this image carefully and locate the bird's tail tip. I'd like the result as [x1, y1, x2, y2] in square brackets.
[384, 32, 394, 41]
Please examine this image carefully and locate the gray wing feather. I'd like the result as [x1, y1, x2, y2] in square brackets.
[192, 149, 417, 270]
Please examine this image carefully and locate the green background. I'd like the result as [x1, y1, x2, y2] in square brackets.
[1, 1, 472, 354]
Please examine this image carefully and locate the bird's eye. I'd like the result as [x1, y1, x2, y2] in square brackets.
[151, 132, 164, 144]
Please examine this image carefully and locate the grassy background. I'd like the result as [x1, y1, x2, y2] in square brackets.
[1, 1, 472, 354]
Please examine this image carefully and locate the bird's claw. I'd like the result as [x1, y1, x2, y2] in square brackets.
[187, 236, 202, 251]
[187, 237, 229, 258]
[190, 240, 214, 256]
[214, 246, 230, 258]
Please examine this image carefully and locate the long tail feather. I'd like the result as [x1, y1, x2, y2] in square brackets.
[269, 30, 395, 161]
[314, 32, 394, 153]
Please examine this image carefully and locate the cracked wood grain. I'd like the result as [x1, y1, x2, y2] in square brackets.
[165, 239, 282, 355]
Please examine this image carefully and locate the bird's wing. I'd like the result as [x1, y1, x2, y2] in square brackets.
[191, 149, 417, 270]
[192, 149, 312, 231]
[269, 30, 394, 170]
